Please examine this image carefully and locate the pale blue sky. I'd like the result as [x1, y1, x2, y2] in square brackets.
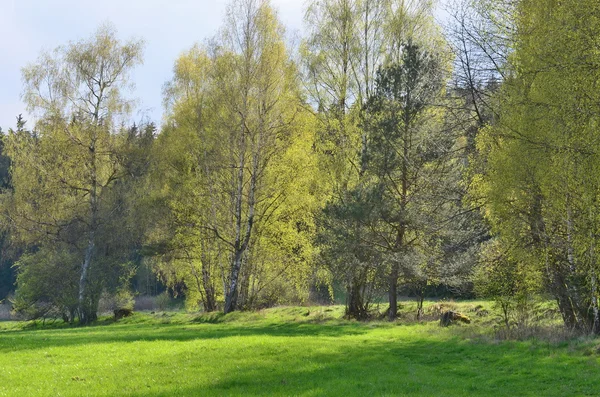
[0, 0, 447, 130]
[0, 0, 305, 129]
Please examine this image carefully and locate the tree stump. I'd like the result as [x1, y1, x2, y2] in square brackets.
[440, 310, 471, 327]
[114, 308, 133, 321]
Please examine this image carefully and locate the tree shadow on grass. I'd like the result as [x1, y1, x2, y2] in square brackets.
[118, 336, 600, 397]
[0, 319, 368, 353]
[2, 318, 599, 397]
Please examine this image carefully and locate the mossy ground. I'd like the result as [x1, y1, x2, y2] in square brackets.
[0, 302, 598, 396]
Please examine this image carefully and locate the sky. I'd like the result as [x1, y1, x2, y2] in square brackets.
[0, 0, 305, 129]
[0, 0, 447, 130]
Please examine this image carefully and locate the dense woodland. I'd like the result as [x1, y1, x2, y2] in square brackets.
[0, 0, 599, 334]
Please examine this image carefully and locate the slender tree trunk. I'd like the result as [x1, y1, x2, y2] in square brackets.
[388, 178, 407, 320]
[225, 250, 243, 313]
[224, 149, 257, 314]
[389, 115, 409, 320]
[78, 232, 95, 324]
[388, 263, 399, 321]
[416, 291, 425, 321]
[224, 117, 248, 314]
[238, 250, 253, 309]
[78, 130, 98, 325]
[566, 198, 575, 273]
[565, 196, 588, 331]
[202, 264, 217, 312]
[591, 270, 599, 334]
[388, 227, 404, 321]
[501, 300, 510, 329]
[589, 206, 599, 334]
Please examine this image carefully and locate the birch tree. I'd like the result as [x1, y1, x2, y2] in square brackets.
[155, 0, 318, 313]
[6, 25, 143, 323]
[474, 0, 600, 333]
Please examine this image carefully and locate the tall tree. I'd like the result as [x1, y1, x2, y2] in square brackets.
[5, 25, 144, 323]
[155, 0, 320, 313]
[474, 0, 600, 333]
[0, 118, 18, 301]
[363, 42, 452, 320]
[303, 0, 452, 319]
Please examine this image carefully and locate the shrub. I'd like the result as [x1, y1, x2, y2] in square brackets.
[114, 289, 134, 311]
[12, 248, 79, 322]
[98, 289, 135, 314]
[155, 291, 172, 311]
[475, 239, 542, 330]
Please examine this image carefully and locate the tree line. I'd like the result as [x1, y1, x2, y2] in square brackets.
[1, 0, 599, 333]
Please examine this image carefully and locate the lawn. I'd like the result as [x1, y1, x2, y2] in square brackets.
[0, 304, 599, 396]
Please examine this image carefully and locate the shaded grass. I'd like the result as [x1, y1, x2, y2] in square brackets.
[0, 304, 599, 396]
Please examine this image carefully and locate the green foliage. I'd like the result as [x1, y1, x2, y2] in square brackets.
[304, 0, 463, 320]
[472, 0, 600, 333]
[154, 291, 172, 312]
[4, 25, 145, 323]
[114, 289, 134, 311]
[0, 125, 15, 300]
[99, 288, 135, 313]
[10, 0, 598, 332]
[358, 40, 461, 319]
[11, 246, 79, 322]
[475, 238, 543, 329]
[317, 185, 386, 319]
[152, 1, 323, 313]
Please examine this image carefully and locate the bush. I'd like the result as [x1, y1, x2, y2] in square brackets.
[155, 291, 172, 311]
[12, 248, 79, 322]
[98, 289, 135, 314]
[114, 289, 134, 311]
[475, 239, 543, 330]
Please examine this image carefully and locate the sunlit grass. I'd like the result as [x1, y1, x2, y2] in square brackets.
[0, 303, 598, 396]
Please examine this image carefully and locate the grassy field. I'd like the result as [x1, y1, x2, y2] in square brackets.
[0, 302, 599, 396]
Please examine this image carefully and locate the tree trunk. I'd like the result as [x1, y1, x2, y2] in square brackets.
[224, 250, 243, 313]
[78, 235, 98, 324]
[224, 116, 248, 314]
[224, 136, 257, 313]
[347, 278, 367, 320]
[202, 265, 217, 312]
[389, 223, 406, 321]
[501, 300, 510, 329]
[79, 137, 98, 325]
[588, 206, 599, 334]
[238, 254, 252, 309]
[388, 97, 410, 320]
[553, 277, 580, 330]
[591, 271, 599, 334]
[388, 263, 399, 321]
[564, 200, 589, 331]
[416, 291, 425, 321]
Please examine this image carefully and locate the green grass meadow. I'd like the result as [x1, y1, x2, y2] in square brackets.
[1, 304, 599, 396]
